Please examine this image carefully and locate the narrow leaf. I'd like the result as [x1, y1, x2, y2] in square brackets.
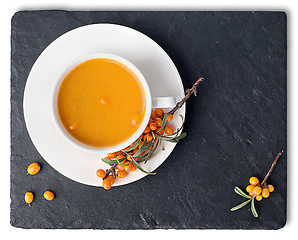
[230, 199, 252, 211]
[234, 186, 252, 199]
[251, 198, 258, 218]
[133, 138, 148, 157]
[101, 158, 117, 164]
[131, 156, 156, 175]
[156, 113, 168, 133]
[116, 157, 129, 166]
[125, 138, 142, 152]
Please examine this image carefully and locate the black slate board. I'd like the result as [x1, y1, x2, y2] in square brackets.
[10, 11, 287, 229]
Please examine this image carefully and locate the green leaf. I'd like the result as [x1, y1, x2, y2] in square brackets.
[144, 137, 160, 163]
[130, 156, 156, 175]
[156, 113, 168, 133]
[116, 156, 128, 166]
[124, 138, 142, 152]
[251, 198, 258, 218]
[172, 132, 187, 140]
[230, 199, 252, 211]
[133, 138, 148, 157]
[234, 186, 252, 199]
[101, 158, 117, 164]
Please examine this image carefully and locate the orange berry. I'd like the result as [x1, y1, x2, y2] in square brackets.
[164, 126, 174, 135]
[256, 194, 263, 201]
[150, 122, 157, 131]
[249, 177, 260, 185]
[124, 161, 133, 172]
[267, 184, 274, 192]
[102, 179, 112, 190]
[25, 192, 34, 205]
[27, 162, 40, 175]
[143, 133, 153, 142]
[96, 169, 106, 178]
[154, 108, 164, 118]
[131, 163, 137, 171]
[138, 141, 144, 149]
[167, 114, 173, 122]
[116, 155, 126, 162]
[143, 126, 150, 134]
[107, 152, 117, 158]
[154, 117, 163, 127]
[157, 128, 165, 135]
[249, 192, 255, 196]
[116, 163, 125, 171]
[253, 186, 262, 195]
[132, 148, 139, 153]
[43, 191, 54, 201]
[262, 188, 270, 198]
[148, 118, 153, 125]
[117, 170, 128, 178]
[150, 110, 156, 119]
[246, 185, 255, 193]
[106, 175, 115, 185]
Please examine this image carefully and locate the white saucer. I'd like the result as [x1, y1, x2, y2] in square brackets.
[23, 23, 185, 187]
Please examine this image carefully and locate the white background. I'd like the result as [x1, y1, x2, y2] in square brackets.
[1, 0, 296, 239]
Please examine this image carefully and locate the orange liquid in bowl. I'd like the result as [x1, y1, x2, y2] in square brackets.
[57, 58, 146, 147]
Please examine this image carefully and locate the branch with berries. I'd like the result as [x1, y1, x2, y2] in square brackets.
[96, 77, 204, 190]
[230, 150, 284, 217]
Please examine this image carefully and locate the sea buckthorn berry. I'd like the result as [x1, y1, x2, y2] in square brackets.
[262, 188, 270, 198]
[138, 141, 144, 149]
[132, 148, 139, 153]
[117, 155, 126, 162]
[246, 185, 255, 193]
[253, 186, 262, 195]
[102, 179, 112, 190]
[116, 163, 125, 171]
[154, 117, 163, 127]
[107, 152, 117, 158]
[267, 184, 274, 192]
[25, 192, 34, 206]
[143, 133, 153, 142]
[157, 128, 165, 135]
[96, 169, 106, 178]
[143, 126, 150, 134]
[249, 177, 259, 185]
[150, 122, 157, 131]
[164, 126, 174, 135]
[131, 163, 137, 171]
[167, 114, 173, 122]
[43, 191, 55, 201]
[124, 161, 133, 172]
[249, 192, 255, 197]
[27, 162, 40, 175]
[256, 194, 263, 201]
[150, 110, 156, 119]
[148, 118, 153, 125]
[106, 175, 115, 185]
[117, 170, 128, 178]
[127, 155, 132, 161]
[154, 108, 164, 118]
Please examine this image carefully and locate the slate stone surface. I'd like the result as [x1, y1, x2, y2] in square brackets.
[11, 11, 287, 229]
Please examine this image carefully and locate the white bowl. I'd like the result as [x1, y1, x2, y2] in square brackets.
[51, 53, 152, 154]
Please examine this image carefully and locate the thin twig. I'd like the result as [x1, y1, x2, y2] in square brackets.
[260, 150, 284, 186]
[167, 77, 204, 116]
[103, 163, 117, 179]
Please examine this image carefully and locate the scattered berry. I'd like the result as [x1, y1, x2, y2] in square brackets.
[27, 162, 40, 175]
[25, 192, 34, 206]
[43, 191, 55, 201]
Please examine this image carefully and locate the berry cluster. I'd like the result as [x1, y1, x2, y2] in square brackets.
[96, 108, 175, 190]
[246, 176, 274, 201]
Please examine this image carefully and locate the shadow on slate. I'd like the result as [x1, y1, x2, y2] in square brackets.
[10, 11, 287, 229]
